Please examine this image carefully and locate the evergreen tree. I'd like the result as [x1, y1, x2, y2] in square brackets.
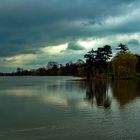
[116, 43, 129, 54]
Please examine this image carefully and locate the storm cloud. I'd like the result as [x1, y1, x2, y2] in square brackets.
[0, 0, 140, 71]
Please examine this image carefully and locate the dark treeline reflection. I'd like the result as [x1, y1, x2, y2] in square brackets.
[111, 80, 140, 106]
[82, 79, 140, 108]
[84, 80, 111, 108]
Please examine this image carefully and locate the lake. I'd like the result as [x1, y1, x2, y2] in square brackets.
[0, 76, 140, 140]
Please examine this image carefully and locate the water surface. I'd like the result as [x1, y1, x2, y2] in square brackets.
[0, 76, 140, 140]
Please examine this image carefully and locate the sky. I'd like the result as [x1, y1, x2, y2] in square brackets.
[0, 0, 140, 72]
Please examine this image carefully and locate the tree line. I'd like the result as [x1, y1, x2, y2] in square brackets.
[1, 43, 140, 79]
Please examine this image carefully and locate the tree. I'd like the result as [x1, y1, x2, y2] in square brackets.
[116, 43, 129, 54]
[76, 59, 85, 76]
[37, 67, 47, 76]
[16, 67, 23, 76]
[84, 45, 112, 77]
[76, 59, 85, 67]
[47, 61, 58, 70]
[84, 49, 97, 77]
[112, 53, 137, 78]
[84, 49, 96, 65]
[103, 45, 112, 61]
[135, 54, 140, 73]
[95, 45, 112, 73]
[47, 61, 59, 75]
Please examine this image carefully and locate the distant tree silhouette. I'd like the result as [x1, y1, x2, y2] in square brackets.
[116, 43, 129, 54]
[16, 67, 23, 76]
[76, 59, 86, 76]
[103, 45, 112, 61]
[95, 45, 112, 73]
[84, 49, 97, 77]
[47, 61, 59, 75]
[135, 54, 140, 73]
[84, 45, 112, 77]
[37, 67, 47, 76]
[76, 59, 85, 66]
[1, 43, 139, 78]
[66, 62, 77, 76]
[47, 61, 58, 70]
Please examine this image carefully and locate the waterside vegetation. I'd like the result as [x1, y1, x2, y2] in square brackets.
[1, 43, 140, 79]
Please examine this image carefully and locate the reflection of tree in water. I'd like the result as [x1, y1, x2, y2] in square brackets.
[111, 80, 140, 106]
[85, 80, 111, 108]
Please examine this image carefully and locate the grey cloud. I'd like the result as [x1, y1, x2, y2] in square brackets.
[67, 42, 85, 50]
[0, 0, 140, 71]
[127, 39, 140, 54]
[128, 39, 140, 46]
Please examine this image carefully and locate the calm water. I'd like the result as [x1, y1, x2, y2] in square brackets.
[0, 76, 140, 140]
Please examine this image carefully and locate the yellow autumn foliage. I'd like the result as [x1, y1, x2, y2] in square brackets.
[112, 53, 137, 78]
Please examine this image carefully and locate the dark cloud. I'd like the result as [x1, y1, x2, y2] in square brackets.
[67, 42, 84, 50]
[128, 39, 140, 46]
[127, 39, 140, 54]
[0, 0, 140, 71]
